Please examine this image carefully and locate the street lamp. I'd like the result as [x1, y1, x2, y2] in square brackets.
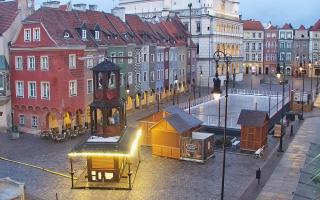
[316, 61, 319, 95]
[276, 62, 284, 153]
[173, 75, 178, 105]
[213, 50, 232, 200]
[125, 85, 130, 126]
[199, 70, 203, 98]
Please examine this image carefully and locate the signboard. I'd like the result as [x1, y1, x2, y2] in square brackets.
[181, 138, 203, 161]
[293, 92, 309, 102]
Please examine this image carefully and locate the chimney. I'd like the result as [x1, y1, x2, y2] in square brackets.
[73, 3, 86, 11]
[111, 7, 125, 22]
[89, 4, 97, 11]
[42, 1, 60, 8]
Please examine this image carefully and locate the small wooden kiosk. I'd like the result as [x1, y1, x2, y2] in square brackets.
[68, 60, 141, 190]
[237, 110, 269, 152]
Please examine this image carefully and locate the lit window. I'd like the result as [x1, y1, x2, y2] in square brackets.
[128, 72, 133, 85]
[69, 80, 77, 96]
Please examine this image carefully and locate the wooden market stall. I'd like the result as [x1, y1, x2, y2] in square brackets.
[237, 110, 269, 152]
[149, 106, 206, 160]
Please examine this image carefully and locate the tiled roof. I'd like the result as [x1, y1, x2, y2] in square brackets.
[243, 20, 264, 30]
[0, 1, 18, 35]
[310, 19, 320, 31]
[298, 25, 306, 30]
[266, 25, 277, 30]
[281, 23, 293, 30]
[237, 110, 269, 127]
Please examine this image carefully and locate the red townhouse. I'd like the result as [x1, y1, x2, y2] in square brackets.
[10, 8, 87, 134]
[264, 24, 278, 74]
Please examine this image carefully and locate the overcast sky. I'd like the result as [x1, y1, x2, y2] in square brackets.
[37, 0, 319, 28]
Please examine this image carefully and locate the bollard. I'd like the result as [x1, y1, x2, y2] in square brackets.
[290, 125, 293, 136]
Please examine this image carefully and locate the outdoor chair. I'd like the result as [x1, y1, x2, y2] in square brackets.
[254, 145, 265, 159]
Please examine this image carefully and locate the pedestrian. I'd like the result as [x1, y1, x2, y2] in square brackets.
[256, 168, 261, 185]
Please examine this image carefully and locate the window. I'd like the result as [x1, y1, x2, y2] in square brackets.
[120, 73, 124, 86]
[69, 54, 76, 68]
[69, 80, 77, 96]
[252, 54, 256, 61]
[87, 56, 94, 68]
[0, 73, 4, 90]
[165, 69, 168, 80]
[86, 79, 93, 94]
[286, 53, 291, 61]
[128, 72, 133, 85]
[128, 52, 133, 64]
[28, 81, 36, 99]
[31, 116, 38, 128]
[258, 43, 262, 50]
[27, 56, 35, 70]
[161, 70, 164, 80]
[150, 54, 155, 63]
[252, 43, 256, 51]
[143, 71, 147, 82]
[196, 22, 201, 32]
[41, 82, 50, 100]
[314, 43, 318, 50]
[111, 52, 116, 63]
[280, 31, 285, 39]
[143, 54, 147, 62]
[150, 71, 155, 81]
[98, 55, 104, 63]
[245, 43, 249, 51]
[16, 81, 24, 98]
[246, 53, 249, 61]
[280, 42, 284, 49]
[280, 52, 285, 60]
[286, 32, 292, 39]
[15, 56, 23, 70]
[118, 52, 124, 63]
[33, 28, 40, 41]
[82, 29, 87, 40]
[24, 29, 31, 42]
[258, 54, 262, 61]
[252, 33, 256, 38]
[258, 33, 262, 38]
[287, 42, 292, 49]
[40, 56, 49, 70]
[157, 70, 160, 80]
[95, 30, 100, 40]
[19, 115, 25, 126]
[313, 54, 318, 62]
[136, 73, 140, 83]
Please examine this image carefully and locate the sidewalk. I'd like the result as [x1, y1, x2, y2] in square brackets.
[255, 109, 320, 200]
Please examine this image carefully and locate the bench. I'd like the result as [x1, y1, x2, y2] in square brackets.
[254, 146, 265, 159]
[231, 137, 240, 150]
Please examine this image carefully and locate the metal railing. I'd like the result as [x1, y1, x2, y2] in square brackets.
[178, 93, 216, 111]
[229, 88, 280, 97]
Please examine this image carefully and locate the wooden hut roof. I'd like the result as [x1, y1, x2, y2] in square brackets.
[69, 127, 138, 156]
[165, 106, 202, 128]
[164, 114, 194, 134]
[237, 110, 269, 127]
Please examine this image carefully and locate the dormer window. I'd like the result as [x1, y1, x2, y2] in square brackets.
[64, 31, 70, 38]
[95, 30, 100, 40]
[24, 28, 31, 42]
[33, 28, 40, 41]
[82, 29, 87, 40]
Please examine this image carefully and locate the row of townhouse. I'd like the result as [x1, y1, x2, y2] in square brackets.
[9, 5, 197, 134]
[243, 19, 320, 77]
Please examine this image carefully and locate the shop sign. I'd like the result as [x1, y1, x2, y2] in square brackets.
[186, 143, 197, 153]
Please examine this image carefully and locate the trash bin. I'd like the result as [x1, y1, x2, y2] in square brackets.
[286, 111, 295, 122]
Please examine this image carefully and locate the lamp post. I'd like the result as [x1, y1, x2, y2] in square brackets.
[276, 62, 284, 153]
[173, 75, 178, 105]
[316, 61, 319, 95]
[188, 3, 192, 92]
[309, 62, 313, 99]
[199, 70, 203, 98]
[213, 50, 232, 200]
[125, 86, 130, 126]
